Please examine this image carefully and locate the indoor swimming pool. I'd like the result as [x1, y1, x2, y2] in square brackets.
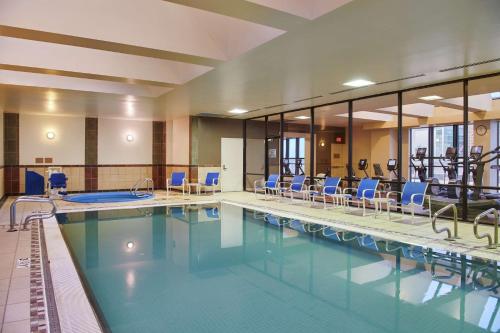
[57, 203, 500, 333]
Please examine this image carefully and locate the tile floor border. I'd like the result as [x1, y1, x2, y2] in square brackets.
[39, 220, 61, 333]
[30, 220, 50, 333]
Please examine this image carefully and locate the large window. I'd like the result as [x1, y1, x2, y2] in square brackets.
[282, 137, 305, 176]
[244, 73, 500, 221]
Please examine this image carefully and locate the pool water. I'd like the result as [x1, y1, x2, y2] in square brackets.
[63, 191, 153, 203]
[57, 204, 500, 333]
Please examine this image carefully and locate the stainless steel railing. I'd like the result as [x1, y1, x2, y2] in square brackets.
[473, 208, 499, 249]
[432, 203, 459, 241]
[130, 178, 154, 197]
[8, 196, 57, 232]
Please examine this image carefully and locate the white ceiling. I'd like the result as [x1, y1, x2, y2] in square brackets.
[0, 0, 499, 120]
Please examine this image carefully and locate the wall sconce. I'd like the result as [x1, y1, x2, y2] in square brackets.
[46, 131, 55, 140]
[319, 139, 326, 147]
[126, 134, 134, 142]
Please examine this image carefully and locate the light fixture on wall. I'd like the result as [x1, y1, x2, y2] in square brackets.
[126, 241, 135, 249]
[46, 131, 55, 140]
[319, 139, 326, 147]
[126, 134, 134, 142]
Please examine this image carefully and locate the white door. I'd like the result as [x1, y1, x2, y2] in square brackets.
[221, 138, 243, 192]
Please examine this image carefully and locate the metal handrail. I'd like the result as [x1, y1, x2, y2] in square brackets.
[8, 196, 56, 232]
[130, 178, 154, 197]
[432, 204, 459, 241]
[473, 208, 499, 249]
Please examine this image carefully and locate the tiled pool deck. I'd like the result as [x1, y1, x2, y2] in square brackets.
[1, 190, 499, 332]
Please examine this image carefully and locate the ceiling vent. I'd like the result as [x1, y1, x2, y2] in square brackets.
[439, 58, 500, 72]
[375, 73, 425, 85]
[263, 103, 288, 109]
[293, 95, 323, 103]
[197, 113, 226, 118]
[329, 88, 356, 96]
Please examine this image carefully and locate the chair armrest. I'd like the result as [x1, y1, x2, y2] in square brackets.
[362, 188, 379, 199]
[410, 193, 425, 206]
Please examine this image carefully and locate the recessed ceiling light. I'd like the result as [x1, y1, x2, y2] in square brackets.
[294, 115, 310, 120]
[228, 108, 248, 114]
[419, 95, 443, 101]
[343, 79, 375, 87]
[126, 134, 134, 142]
[46, 131, 55, 140]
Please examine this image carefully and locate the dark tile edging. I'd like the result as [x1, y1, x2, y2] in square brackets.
[31, 220, 62, 333]
[30, 220, 48, 332]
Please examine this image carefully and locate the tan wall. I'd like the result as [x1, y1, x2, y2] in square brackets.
[98, 118, 152, 165]
[98, 166, 152, 190]
[167, 117, 190, 165]
[19, 114, 85, 165]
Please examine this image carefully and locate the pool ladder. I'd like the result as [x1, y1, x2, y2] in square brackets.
[432, 203, 459, 241]
[130, 178, 154, 197]
[473, 208, 498, 249]
[8, 196, 57, 232]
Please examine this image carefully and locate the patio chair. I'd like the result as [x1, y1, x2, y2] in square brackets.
[386, 181, 431, 222]
[278, 175, 307, 201]
[166, 172, 186, 196]
[199, 172, 220, 195]
[342, 178, 380, 216]
[254, 174, 280, 199]
[308, 176, 342, 208]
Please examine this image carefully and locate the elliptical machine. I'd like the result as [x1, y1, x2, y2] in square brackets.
[410, 148, 439, 194]
[468, 145, 500, 200]
[437, 147, 461, 199]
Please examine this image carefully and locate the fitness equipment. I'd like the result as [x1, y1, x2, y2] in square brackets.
[468, 145, 500, 200]
[345, 159, 369, 179]
[410, 148, 428, 182]
[410, 148, 440, 194]
[358, 159, 369, 178]
[373, 163, 384, 179]
[387, 159, 399, 180]
[437, 147, 461, 199]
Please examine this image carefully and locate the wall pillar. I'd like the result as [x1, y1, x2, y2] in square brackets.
[85, 118, 98, 192]
[4, 113, 19, 195]
[152, 121, 166, 189]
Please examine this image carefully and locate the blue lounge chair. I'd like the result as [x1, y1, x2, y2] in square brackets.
[342, 178, 380, 216]
[278, 175, 306, 201]
[199, 172, 220, 195]
[254, 174, 280, 199]
[386, 181, 430, 222]
[308, 176, 342, 208]
[166, 172, 186, 196]
[49, 172, 67, 196]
